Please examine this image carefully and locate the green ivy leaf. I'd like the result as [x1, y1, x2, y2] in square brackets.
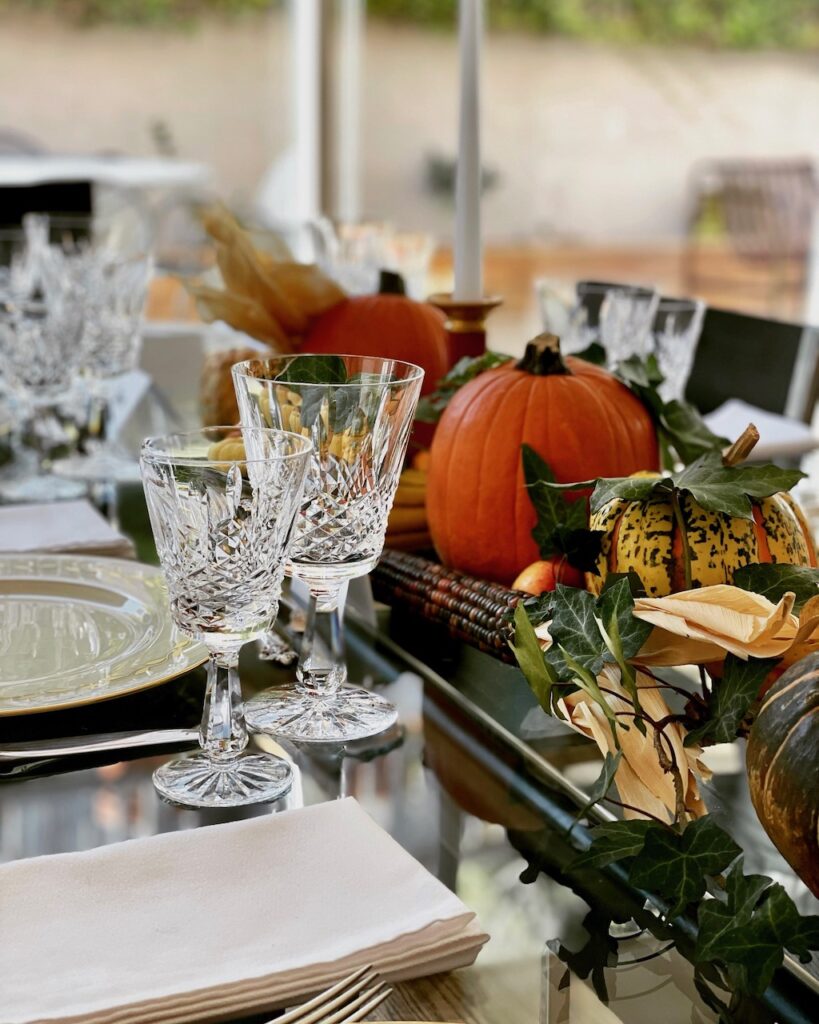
[685, 654, 780, 747]
[698, 877, 819, 997]
[414, 351, 512, 423]
[522, 446, 590, 562]
[570, 819, 656, 870]
[598, 576, 653, 664]
[559, 645, 618, 734]
[614, 353, 726, 466]
[511, 604, 556, 713]
[628, 817, 741, 918]
[589, 474, 667, 513]
[570, 751, 622, 831]
[696, 862, 774, 973]
[573, 341, 607, 366]
[549, 586, 606, 675]
[616, 352, 664, 391]
[734, 563, 819, 613]
[600, 570, 647, 599]
[276, 353, 348, 385]
[724, 858, 776, 921]
[596, 578, 651, 724]
[673, 453, 805, 520]
[515, 591, 555, 626]
[659, 400, 729, 464]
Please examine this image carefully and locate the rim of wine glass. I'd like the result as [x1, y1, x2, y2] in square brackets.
[141, 426, 313, 468]
[655, 297, 706, 313]
[577, 280, 657, 300]
[231, 354, 425, 388]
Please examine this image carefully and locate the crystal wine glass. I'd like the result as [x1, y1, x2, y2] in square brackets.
[558, 281, 659, 364]
[140, 425, 312, 808]
[651, 298, 706, 402]
[0, 295, 87, 503]
[30, 215, 154, 485]
[232, 355, 424, 743]
[598, 283, 659, 366]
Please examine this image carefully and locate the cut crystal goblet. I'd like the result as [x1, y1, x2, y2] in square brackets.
[140, 425, 312, 808]
[232, 355, 423, 743]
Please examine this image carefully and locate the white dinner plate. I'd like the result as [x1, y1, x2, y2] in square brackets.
[0, 554, 207, 715]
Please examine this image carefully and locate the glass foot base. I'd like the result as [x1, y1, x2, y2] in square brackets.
[53, 450, 140, 484]
[152, 750, 293, 809]
[0, 474, 87, 503]
[246, 685, 398, 743]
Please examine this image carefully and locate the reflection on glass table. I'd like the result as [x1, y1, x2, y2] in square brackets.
[2, 573, 817, 1023]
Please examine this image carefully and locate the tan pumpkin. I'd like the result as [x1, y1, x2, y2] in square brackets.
[588, 489, 817, 598]
[747, 651, 819, 897]
[199, 346, 261, 426]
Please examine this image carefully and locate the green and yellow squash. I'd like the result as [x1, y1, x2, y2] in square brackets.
[588, 488, 816, 598]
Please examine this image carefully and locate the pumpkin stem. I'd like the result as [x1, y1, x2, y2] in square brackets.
[516, 333, 570, 376]
[378, 269, 406, 295]
[722, 423, 760, 467]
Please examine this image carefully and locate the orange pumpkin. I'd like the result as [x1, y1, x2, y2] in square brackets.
[426, 334, 660, 585]
[300, 294, 449, 397]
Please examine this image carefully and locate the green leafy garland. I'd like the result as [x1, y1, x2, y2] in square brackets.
[510, 439, 819, 1020]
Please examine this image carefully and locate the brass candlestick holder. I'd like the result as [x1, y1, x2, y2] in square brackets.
[428, 293, 503, 365]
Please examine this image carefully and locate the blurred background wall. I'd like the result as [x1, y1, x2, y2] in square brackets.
[2, 3, 819, 245]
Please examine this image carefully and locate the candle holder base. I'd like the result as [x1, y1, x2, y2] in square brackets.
[428, 293, 503, 365]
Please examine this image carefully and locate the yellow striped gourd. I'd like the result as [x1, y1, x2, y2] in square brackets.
[587, 488, 817, 597]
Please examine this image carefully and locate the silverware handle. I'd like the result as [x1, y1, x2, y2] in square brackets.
[0, 728, 198, 761]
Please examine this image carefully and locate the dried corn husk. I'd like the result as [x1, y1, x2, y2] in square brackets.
[558, 665, 710, 823]
[188, 283, 293, 351]
[190, 207, 345, 347]
[632, 585, 799, 664]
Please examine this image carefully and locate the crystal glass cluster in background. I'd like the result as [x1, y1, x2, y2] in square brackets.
[537, 278, 705, 379]
[0, 213, 154, 500]
[0, 294, 87, 502]
[652, 298, 706, 402]
[596, 283, 660, 365]
[311, 217, 435, 299]
[140, 426, 312, 808]
[25, 214, 153, 485]
[232, 355, 423, 743]
[0, 298, 83, 401]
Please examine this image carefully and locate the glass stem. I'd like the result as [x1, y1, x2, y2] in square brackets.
[199, 649, 248, 762]
[85, 385, 110, 451]
[296, 581, 349, 697]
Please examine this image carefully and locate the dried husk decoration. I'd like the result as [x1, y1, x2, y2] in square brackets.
[557, 665, 710, 823]
[631, 585, 799, 664]
[189, 206, 345, 349]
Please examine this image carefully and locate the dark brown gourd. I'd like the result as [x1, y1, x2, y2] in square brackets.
[746, 652, 819, 897]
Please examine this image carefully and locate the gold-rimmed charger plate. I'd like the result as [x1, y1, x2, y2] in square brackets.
[0, 554, 208, 715]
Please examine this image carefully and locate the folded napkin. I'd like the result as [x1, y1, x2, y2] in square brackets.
[0, 500, 135, 559]
[1, 798, 487, 1024]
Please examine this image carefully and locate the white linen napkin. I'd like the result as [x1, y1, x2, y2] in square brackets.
[0, 798, 487, 1024]
[0, 500, 135, 558]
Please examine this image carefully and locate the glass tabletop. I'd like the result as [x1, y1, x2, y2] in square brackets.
[1, 486, 818, 1024]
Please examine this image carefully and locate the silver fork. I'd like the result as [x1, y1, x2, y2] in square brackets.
[269, 965, 392, 1024]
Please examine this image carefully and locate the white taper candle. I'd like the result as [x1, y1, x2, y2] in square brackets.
[453, 0, 484, 301]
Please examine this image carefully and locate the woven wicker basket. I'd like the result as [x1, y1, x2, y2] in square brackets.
[371, 549, 523, 663]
